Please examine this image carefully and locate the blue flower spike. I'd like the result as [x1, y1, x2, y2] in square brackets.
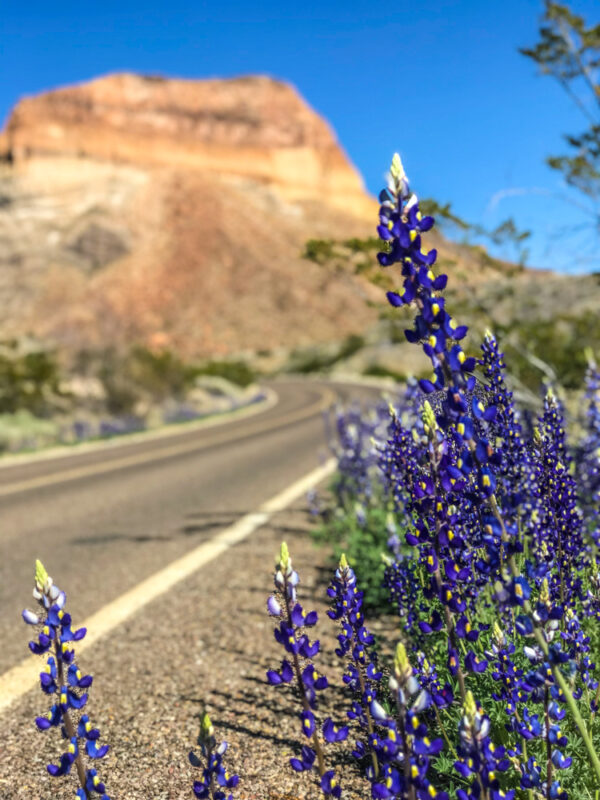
[22, 560, 111, 799]
[266, 542, 343, 797]
[189, 712, 239, 799]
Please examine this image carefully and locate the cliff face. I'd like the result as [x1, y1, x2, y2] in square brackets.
[4, 73, 585, 369]
[0, 73, 384, 358]
[3, 73, 372, 217]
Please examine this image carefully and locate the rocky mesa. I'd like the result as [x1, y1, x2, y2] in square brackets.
[2, 73, 373, 216]
[0, 73, 383, 359]
[2, 72, 598, 376]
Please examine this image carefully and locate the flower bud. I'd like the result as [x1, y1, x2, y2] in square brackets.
[35, 559, 49, 593]
[267, 597, 282, 616]
[201, 712, 214, 739]
[22, 609, 40, 625]
[278, 542, 291, 573]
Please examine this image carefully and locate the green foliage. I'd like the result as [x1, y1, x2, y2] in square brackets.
[521, 2, 600, 198]
[97, 347, 194, 414]
[342, 236, 382, 253]
[338, 333, 366, 360]
[362, 364, 406, 382]
[193, 360, 256, 387]
[290, 334, 365, 374]
[0, 410, 59, 452]
[313, 504, 396, 614]
[302, 238, 336, 264]
[0, 343, 63, 416]
[96, 348, 256, 414]
[498, 310, 600, 389]
[128, 347, 194, 400]
[419, 198, 470, 231]
[420, 198, 531, 264]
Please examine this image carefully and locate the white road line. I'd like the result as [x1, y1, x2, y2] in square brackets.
[0, 457, 336, 713]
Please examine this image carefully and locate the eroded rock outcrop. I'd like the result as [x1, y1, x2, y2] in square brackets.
[0, 73, 380, 358]
[3, 73, 372, 216]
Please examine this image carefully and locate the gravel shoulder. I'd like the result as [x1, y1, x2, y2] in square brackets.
[1, 497, 378, 800]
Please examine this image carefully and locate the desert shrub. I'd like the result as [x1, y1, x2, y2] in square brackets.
[0, 343, 62, 416]
[193, 359, 256, 387]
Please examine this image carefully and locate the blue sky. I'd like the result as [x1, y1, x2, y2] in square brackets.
[2, 0, 598, 271]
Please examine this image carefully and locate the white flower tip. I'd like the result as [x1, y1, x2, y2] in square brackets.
[390, 153, 406, 182]
[22, 609, 40, 625]
[370, 699, 387, 721]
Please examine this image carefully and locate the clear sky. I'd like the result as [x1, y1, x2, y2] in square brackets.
[2, 0, 598, 272]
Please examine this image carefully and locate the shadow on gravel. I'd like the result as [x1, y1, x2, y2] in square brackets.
[181, 693, 299, 748]
[180, 521, 234, 536]
[217, 716, 299, 750]
[184, 509, 249, 520]
[70, 531, 172, 545]
[211, 687, 298, 717]
[269, 525, 313, 537]
[219, 648, 266, 667]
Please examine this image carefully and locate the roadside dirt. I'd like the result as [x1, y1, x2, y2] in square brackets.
[0, 498, 376, 799]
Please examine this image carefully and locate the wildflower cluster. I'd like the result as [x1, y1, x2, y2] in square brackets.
[272, 153, 600, 799]
[374, 154, 600, 794]
[22, 560, 110, 799]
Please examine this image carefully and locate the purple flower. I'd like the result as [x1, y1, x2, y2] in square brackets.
[22, 561, 110, 797]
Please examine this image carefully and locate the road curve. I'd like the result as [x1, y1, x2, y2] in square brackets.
[0, 378, 380, 674]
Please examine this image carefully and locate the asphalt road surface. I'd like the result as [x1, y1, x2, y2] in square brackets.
[0, 378, 380, 676]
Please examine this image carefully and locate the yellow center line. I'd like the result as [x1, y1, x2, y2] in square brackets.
[0, 387, 336, 498]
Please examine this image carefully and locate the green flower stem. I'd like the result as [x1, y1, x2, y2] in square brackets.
[544, 686, 553, 800]
[282, 573, 325, 778]
[352, 640, 379, 779]
[396, 704, 416, 800]
[434, 705, 458, 759]
[54, 639, 89, 798]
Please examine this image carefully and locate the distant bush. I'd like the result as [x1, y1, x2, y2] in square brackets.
[128, 346, 194, 399]
[94, 346, 195, 415]
[291, 334, 365, 374]
[193, 360, 256, 387]
[302, 238, 336, 264]
[0, 343, 63, 416]
[499, 310, 600, 390]
[362, 364, 406, 382]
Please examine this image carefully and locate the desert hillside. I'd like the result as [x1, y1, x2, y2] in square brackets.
[0, 73, 382, 358]
[0, 72, 598, 374]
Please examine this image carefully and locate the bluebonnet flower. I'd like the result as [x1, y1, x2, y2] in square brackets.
[383, 552, 421, 634]
[485, 623, 529, 717]
[266, 542, 343, 796]
[261, 152, 600, 798]
[327, 553, 379, 779]
[531, 389, 586, 602]
[189, 713, 239, 800]
[326, 402, 383, 510]
[479, 331, 528, 516]
[372, 153, 600, 790]
[376, 643, 447, 800]
[22, 560, 110, 799]
[577, 353, 600, 525]
[455, 692, 513, 800]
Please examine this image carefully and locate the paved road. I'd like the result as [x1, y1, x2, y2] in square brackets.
[0, 378, 379, 674]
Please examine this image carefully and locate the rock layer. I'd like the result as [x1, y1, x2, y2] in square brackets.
[2, 73, 372, 217]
